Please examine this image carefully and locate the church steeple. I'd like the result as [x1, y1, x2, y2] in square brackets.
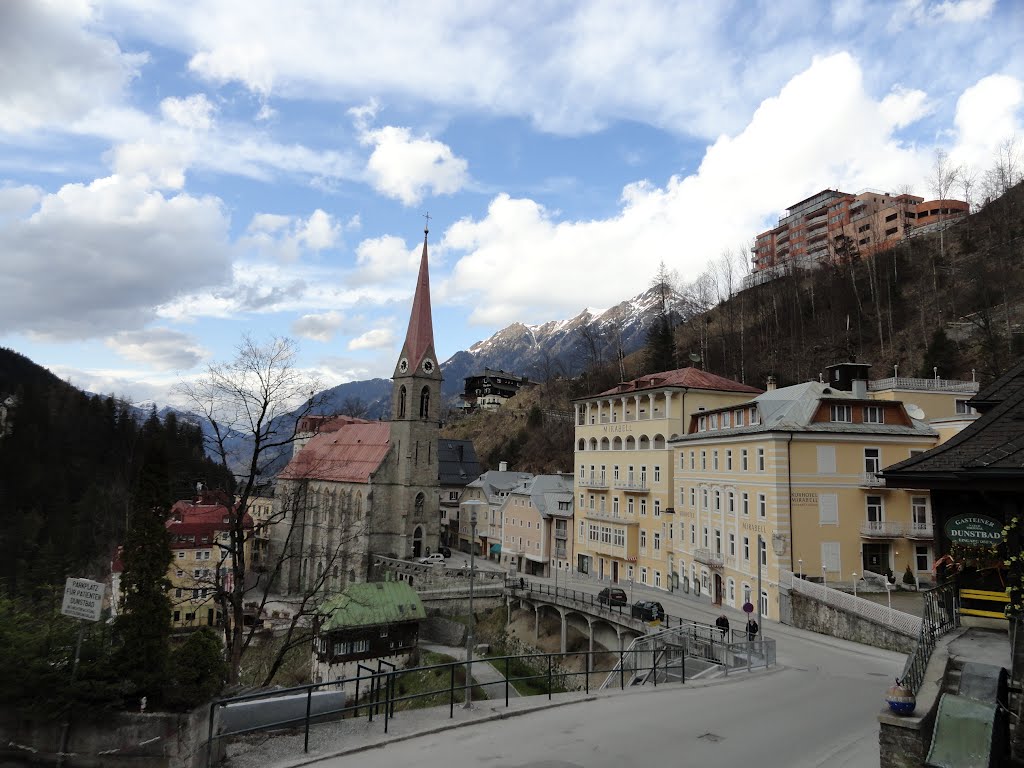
[394, 225, 438, 379]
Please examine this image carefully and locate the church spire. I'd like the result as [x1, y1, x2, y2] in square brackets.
[397, 223, 436, 375]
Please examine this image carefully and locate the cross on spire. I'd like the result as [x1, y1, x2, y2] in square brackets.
[422, 211, 431, 237]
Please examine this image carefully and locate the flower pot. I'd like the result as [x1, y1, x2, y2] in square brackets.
[886, 681, 916, 715]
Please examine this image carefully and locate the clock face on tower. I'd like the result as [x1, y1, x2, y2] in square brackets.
[422, 358, 435, 373]
[398, 358, 409, 373]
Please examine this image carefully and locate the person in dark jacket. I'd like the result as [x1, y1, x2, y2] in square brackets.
[746, 618, 759, 641]
[715, 614, 730, 638]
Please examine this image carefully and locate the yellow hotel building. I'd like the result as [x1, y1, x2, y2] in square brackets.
[572, 367, 762, 588]
[668, 362, 977, 620]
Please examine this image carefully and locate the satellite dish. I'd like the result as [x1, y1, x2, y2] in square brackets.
[688, 352, 702, 363]
[906, 404, 925, 420]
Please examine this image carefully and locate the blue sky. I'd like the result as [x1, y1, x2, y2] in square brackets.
[1, 0, 1022, 406]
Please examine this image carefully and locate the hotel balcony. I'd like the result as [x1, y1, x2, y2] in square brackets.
[614, 477, 649, 493]
[554, 529, 568, 541]
[860, 521, 903, 539]
[859, 472, 890, 489]
[905, 522, 934, 540]
[583, 509, 638, 524]
[694, 547, 725, 569]
[579, 476, 609, 489]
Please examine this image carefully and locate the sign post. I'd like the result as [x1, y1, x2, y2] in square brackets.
[57, 578, 105, 767]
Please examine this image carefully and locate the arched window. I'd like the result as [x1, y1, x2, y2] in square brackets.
[653, 434, 666, 449]
[415, 492, 425, 518]
[399, 385, 407, 418]
[578, 439, 586, 451]
[600, 437, 610, 451]
[613, 436, 623, 450]
[625, 436, 636, 451]
[589, 438, 598, 451]
[419, 386, 430, 419]
[639, 435, 651, 450]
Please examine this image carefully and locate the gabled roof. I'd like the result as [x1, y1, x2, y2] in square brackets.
[279, 421, 391, 483]
[584, 366, 762, 399]
[438, 439, 482, 486]
[884, 359, 1024, 484]
[320, 581, 425, 630]
[464, 469, 534, 500]
[517, 473, 574, 519]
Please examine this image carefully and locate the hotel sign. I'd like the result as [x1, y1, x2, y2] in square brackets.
[944, 514, 1002, 544]
[792, 492, 818, 506]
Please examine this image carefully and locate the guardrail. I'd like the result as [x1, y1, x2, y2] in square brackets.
[780, 569, 921, 636]
[206, 646, 695, 766]
[898, 581, 960, 694]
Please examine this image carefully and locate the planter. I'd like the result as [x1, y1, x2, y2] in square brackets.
[886, 681, 916, 715]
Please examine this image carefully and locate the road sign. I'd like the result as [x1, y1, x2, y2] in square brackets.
[742, 601, 754, 614]
[61, 577, 104, 622]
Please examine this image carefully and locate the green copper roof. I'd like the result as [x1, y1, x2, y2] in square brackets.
[320, 581, 426, 630]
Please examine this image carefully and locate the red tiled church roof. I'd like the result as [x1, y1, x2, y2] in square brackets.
[279, 421, 391, 484]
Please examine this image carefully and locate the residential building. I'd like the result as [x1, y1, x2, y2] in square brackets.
[668, 362, 977, 620]
[165, 491, 253, 629]
[749, 188, 969, 284]
[572, 367, 763, 589]
[457, 464, 533, 557]
[311, 581, 425, 687]
[461, 369, 534, 411]
[274, 228, 443, 596]
[497, 473, 574, 577]
[438, 440, 481, 548]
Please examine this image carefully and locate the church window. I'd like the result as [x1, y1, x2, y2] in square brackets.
[415, 493, 425, 518]
[420, 387, 430, 418]
[399, 386, 407, 418]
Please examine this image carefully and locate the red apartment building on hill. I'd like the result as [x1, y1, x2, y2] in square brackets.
[749, 188, 968, 285]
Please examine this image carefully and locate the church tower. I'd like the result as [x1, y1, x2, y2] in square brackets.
[387, 225, 443, 557]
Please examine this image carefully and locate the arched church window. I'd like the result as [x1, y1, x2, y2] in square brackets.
[420, 386, 430, 419]
[415, 493, 425, 518]
[399, 386, 407, 418]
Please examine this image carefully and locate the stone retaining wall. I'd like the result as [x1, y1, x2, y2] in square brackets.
[781, 589, 916, 653]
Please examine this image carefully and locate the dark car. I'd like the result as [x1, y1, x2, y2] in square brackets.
[631, 600, 665, 621]
[438, 546, 452, 558]
[598, 587, 628, 606]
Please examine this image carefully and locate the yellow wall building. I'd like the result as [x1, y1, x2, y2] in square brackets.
[668, 363, 977, 620]
[572, 367, 762, 590]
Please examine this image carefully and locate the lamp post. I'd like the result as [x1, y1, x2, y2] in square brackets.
[852, 572, 858, 599]
[464, 503, 481, 709]
[756, 534, 763, 632]
[886, 581, 893, 621]
[821, 564, 827, 588]
[629, 576, 634, 603]
[798, 559, 803, 579]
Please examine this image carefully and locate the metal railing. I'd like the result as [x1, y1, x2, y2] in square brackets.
[867, 376, 978, 393]
[206, 645, 697, 766]
[780, 569, 921, 636]
[898, 581, 960, 694]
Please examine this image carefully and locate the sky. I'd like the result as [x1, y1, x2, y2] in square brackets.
[1, 0, 1022, 407]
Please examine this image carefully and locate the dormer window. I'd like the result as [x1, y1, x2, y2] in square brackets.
[864, 406, 884, 424]
[830, 404, 852, 423]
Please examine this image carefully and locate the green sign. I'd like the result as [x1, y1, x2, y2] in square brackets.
[944, 514, 1002, 544]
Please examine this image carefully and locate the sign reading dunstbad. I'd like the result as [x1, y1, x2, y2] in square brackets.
[944, 514, 1003, 544]
[61, 577, 104, 622]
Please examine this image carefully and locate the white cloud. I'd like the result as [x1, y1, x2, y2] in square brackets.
[0, 0, 146, 134]
[160, 94, 217, 131]
[292, 311, 346, 342]
[934, 0, 995, 23]
[352, 235, 422, 286]
[348, 328, 395, 351]
[950, 74, 1024, 171]
[0, 173, 231, 340]
[360, 125, 469, 205]
[440, 52, 1020, 327]
[243, 208, 341, 262]
[105, 328, 208, 370]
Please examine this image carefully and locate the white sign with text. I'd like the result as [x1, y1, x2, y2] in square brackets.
[61, 577, 104, 622]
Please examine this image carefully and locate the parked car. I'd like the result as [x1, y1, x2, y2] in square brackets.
[631, 600, 665, 621]
[598, 587, 628, 606]
[438, 546, 452, 558]
[417, 552, 446, 565]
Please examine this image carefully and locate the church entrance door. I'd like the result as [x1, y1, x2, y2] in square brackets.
[413, 525, 424, 558]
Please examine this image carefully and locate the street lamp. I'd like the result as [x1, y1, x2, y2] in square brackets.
[886, 581, 894, 621]
[756, 534, 763, 633]
[464, 502, 482, 709]
[798, 559, 803, 579]
[821, 564, 827, 588]
[852, 572, 858, 599]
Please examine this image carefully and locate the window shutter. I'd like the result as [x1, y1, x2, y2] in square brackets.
[818, 493, 839, 525]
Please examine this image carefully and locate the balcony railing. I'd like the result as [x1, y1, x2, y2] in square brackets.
[579, 476, 608, 489]
[583, 509, 637, 524]
[554, 530, 568, 540]
[906, 522, 934, 540]
[860, 521, 903, 539]
[860, 472, 887, 488]
[867, 376, 979, 394]
[614, 477, 648, 492]
[694, 547, 724, 569]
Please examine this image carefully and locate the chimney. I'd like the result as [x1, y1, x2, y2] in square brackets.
[852, 377, 868, 399]
[766, 376, 776, 391]
[499, 461, 508, 472]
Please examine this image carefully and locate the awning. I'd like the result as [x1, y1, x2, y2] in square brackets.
[489, 543, 501, 554]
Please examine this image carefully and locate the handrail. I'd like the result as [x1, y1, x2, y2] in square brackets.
[897, 581, 960, 694]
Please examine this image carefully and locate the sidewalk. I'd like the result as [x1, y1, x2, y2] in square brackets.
[420, 642, 521, 699]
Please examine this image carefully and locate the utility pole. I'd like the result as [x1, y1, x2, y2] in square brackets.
[464, 502, 483, 709]
[756, 534, 763, 633]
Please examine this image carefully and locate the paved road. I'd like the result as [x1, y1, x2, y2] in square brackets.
[275, 568, 906, 768]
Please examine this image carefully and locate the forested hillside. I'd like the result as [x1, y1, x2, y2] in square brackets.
[0, 348, 233, 596]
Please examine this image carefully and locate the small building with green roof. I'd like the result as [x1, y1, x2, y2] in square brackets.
[312, 581, 426, 685]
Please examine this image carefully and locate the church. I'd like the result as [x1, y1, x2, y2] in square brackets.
[273, 227, 444, 596]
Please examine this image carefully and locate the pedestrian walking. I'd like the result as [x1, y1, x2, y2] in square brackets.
[746, 617, 759, 641]
[715, 614, 730, 639]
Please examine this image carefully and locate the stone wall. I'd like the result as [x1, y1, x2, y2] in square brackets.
[0, 704, 212, 768]
[783, 590, 917, 653]
[422, 616, 468, 646]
